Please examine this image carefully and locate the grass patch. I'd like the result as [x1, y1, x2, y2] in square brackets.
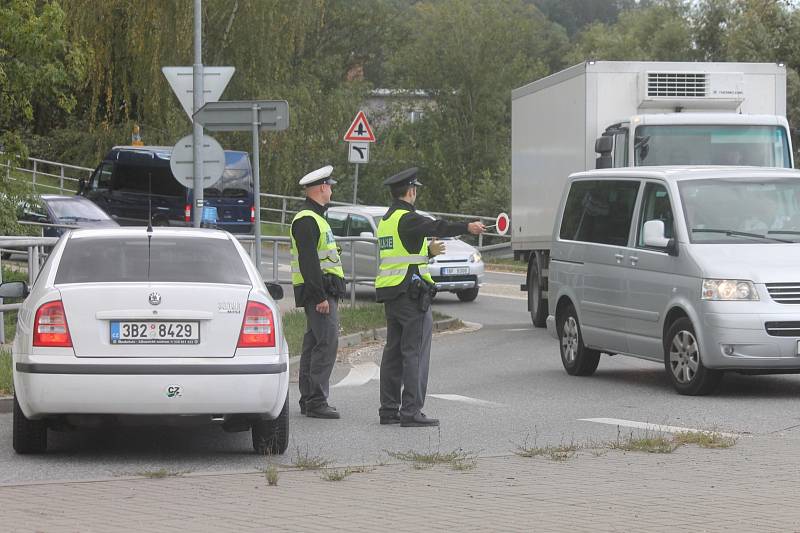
[291, 445, 332, 470]
[484, 257, 526, 272]
[0, 349, 11, 395]
[674, 431, 737, 449]
[387, 448, 477, 471]
[261, 221, 289, 237]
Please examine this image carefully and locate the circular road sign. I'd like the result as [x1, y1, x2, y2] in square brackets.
[495, 212, 510, 236]
[169, 134, 225, 189]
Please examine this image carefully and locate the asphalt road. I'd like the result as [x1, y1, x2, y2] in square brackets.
[3, 267, 800, 484]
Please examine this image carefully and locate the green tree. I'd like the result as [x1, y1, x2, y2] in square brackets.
[0, 0, 86, 158]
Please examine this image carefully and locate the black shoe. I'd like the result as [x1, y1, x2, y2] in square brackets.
[306, 404, 340, 419]
[379, 413, 400, 425]
[299, 403, 306, 415]
[400, 412, 439, 427]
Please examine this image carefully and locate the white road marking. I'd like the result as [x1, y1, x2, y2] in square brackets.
[579, 417, 739, 437]
[333, 362, 379, 388]
[428, 394, 505, 407]
[502, 328, 531, 332]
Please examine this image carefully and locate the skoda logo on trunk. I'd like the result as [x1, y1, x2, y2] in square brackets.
[148, 292, 162, 306]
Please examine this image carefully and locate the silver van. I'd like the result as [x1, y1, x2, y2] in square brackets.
[547, 166, 800, 395]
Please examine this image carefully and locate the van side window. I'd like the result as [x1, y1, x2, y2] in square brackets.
[113, 164, 149, 193]
[348, 215, 373, 236]
[326, 211, 348, 237]
[93, 162, 113, 189]
[637, 183, 674, 247]
[559, 180, 640, 246]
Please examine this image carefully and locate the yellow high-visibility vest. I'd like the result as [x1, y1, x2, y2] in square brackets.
[290, 210, 344, 286]
[375, 209, 434, 288]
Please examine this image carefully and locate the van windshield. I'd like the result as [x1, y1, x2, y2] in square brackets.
[634, 125, 791, 168]
[679, 178, 800, 243]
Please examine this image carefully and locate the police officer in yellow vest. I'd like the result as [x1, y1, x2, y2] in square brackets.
[376, 168, 485, 427]
[290, 165, 346, 419]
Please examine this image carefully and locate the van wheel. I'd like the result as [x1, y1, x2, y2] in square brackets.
[664, 317, 722, 396]
[13, 395, 47, 454]
[558, 304, 600, 376]
[528, 253, 547, 328]
[456, 287, 479, 302]
[252, 398, 289, 455]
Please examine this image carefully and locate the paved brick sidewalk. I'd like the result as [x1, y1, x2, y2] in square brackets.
[2, 434, 800, 532]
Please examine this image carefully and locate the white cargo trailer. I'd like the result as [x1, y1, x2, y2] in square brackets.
[511, 61, 793, 327]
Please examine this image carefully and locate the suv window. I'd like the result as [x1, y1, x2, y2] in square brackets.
[637, 183, 674, 247]
[348, 214, 373, 236]
[327, 211, 348, 237]
[559, 180, 640, 245]
[55, 236, 251, 284]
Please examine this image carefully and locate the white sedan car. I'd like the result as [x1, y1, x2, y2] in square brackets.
[3, 227, 289, 455]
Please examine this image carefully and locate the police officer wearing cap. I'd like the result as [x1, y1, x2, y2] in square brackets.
[376, 168, 485, 427]
[290, 165, 346, 419]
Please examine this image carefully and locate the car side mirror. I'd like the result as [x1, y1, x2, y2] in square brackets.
[265, 282, 283, 300]
[0, 281, 29, 298]
[359, 231, 374, 238]
[643, 219, 678, 256]
[595, 135, 613, 154]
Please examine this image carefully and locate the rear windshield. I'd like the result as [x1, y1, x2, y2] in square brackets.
[55, 236, 251, 285]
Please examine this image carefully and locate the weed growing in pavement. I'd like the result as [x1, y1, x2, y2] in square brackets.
[673, 431, 737, 449]
[321, 468, 353, 481]
[138, 469, 189, 479]
[610, 428, 678, 454]
[291, 445, 332, 470]
[387, 448, 478, 471]
[513, 433, 579, 462]
[264, 464, 279, 486]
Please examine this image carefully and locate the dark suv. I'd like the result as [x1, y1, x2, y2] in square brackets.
[80, 146, 254, 233]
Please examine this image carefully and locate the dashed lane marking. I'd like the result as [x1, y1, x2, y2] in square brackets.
[333, 362, 379, 388]
[579, 417, 739, 438]
[428, 394, 506, 407]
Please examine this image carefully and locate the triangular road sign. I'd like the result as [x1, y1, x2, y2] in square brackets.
[344, 111, 376, 142]
[162, 66, 235, 120]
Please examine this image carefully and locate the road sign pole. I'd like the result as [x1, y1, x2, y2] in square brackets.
[352, 163, 359, 205]
[252, 104, 263, 274]
[192, 0, 204, 228]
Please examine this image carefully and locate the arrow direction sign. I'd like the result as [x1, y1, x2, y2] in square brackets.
[343, 111, 375, 142]
[193, 100, 289, 132]
[348, 142, 370, 164]
[162, 66, 235, 119]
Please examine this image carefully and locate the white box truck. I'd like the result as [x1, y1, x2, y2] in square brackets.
[512, 61, 794, 327]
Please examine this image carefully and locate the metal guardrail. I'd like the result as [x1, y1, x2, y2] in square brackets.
[1, 155, 91, 194]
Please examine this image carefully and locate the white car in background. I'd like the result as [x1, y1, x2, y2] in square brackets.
[326, 205, 484, 301]
[4, 227, 289, 455]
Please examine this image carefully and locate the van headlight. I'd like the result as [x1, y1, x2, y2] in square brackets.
[702, 279, 759, 301]
[469, 252, 481, 263]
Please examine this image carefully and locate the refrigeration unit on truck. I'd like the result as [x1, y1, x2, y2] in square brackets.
[511, 61, 794, 327]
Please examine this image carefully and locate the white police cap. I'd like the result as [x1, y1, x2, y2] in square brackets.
[299, 165, 337, 187]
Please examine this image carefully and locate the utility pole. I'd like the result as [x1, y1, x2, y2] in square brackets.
[192, 0, 204, 227]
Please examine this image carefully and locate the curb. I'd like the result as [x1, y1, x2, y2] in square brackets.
[0, 319, 466, 414]
[288, 317, 463, 373]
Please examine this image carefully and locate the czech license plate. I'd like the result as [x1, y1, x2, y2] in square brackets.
[110, 321, 200, 345]
[442, 267, 470, 275]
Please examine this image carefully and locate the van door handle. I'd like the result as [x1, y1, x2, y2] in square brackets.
[614, 253, 624, 263]
[630, 255, 639, 266]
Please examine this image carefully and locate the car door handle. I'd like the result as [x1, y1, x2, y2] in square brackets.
[614, 253, 624, 263]
[629, 255, 639, 266]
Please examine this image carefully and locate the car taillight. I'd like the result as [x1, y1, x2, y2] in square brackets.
[184, 204, 192, 223]
[237, 301, 275, 348]
[250, 205, 255, 224]
[33, 300, 72, 347]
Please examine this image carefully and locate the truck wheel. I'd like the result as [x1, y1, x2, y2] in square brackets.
[664, 317, 722, 396]
[252, 398, 289, 455]
[528, 254, 547, 328]
[13, 395, 47, 454]
[558, 303, 600, 376]
[456, 287, 479, 302]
